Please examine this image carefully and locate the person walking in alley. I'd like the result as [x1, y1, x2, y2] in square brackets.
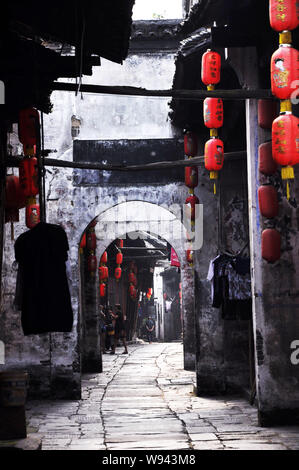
[145, 316, 155, 344]
[111, 304, 128, 355]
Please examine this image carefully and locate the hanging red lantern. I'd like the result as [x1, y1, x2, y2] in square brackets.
[18, 108, 40, 156]
[201, 50, 221, 88]
[100, 251, 108, 264]
[87, 231, 96, 251]
[129, 272, 136, 284]
[26, 201, 40, 229]
[272, 112, 299, 199]
[185, 195, 199, 223]
[116, 252, 123, 265]
[99, 266, 108, 281]
[271, 45, 299, 100]
[262, 229, 281, 263]
[99, 283, 106, 297]
[203, 98, 223, 128]
[185, 166, 198, 190]
[179, 291, 182, 300]
[272, 113, 299, 166]
[270, 0, 299, 32]
[148, 288, 153, 295]
[184, 131, 198, 157]
[258, 100, 279, 129]
[204, 138, 224, 194]
[258, 185, 279, 218]
[129, 285, 135, 297]
[204, 138, 224, 172]
[258, 142, 278, 175]
[116, 239, 124, 248]
[133, 277, 138, 287]
[19, 157, 39, 197]
[115, 267, 122, 280]
[88, 254, 97, 273]
[163, 293, 167, 300]
[5, 175, 27, 222]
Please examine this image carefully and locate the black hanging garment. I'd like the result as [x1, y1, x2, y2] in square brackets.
[14, 222, 73, 335]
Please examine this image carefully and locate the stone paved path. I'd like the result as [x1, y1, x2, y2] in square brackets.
[26, 342, 299, 450]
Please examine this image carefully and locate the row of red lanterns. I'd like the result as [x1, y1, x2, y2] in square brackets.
[99, 250, 108, 297]
[258, 100, 282, 263]
[270, 0, 299, 199]
[260, 0, 299, 263]
[129, 261, 138, 300]
[202, 49, 224, 195]
[18, 108, 41, 229]
[183, 131, 198, 267]
[87, 221, 97, 275]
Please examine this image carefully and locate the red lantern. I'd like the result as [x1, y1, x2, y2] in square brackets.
[19, 157, 39, 197]
[5, 175, 27, 222]
[129, 272, 135, 283]
[185, 166, 198, 189]
[99, 283, 106, 297]
[262, 229, 281, 263]
[258, 100, 279, 129]
[88, 255, 97, 273]
[163, 293, 167, 300]
[99, 266, 108, 281]
[203, 98, 223, 128]
[116, 239, 124, 248]
[270, 0, 299, 32]
[133, 277, 138, 287]
[100, 251, 108, 264]
[115, 267, 122, 280]
[26, 203, 40, 229]
[204, 138, 224, 172]
[271, 46, 299, 100]
[148, 288, 153, 295]
[87, 231, 96, 251]
[258, 185, 279, 218]
[129, 285, 135, 297]
[185, 195, 199, 222]
[179, 291, 182, 299]
[258, 142, 278, 175]
[184, 131, 198, 157]
[116, 252, 123, 265]
[272, 114, 299, 166]
[18, 108, 40, 156]
[201, 50, 221, 87]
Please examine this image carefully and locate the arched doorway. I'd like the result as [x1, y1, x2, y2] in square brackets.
[78, 200, 196, 381]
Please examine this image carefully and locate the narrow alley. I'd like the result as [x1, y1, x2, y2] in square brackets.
[25, 343, 299, 451]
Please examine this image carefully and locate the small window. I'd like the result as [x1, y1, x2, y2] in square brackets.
[132, 0, 183, 20]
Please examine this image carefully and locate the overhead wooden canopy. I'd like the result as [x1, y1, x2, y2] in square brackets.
[1, 0, 135, 121]
[7, 0, 135, 63]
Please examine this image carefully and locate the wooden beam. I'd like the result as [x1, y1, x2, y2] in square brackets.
[52, 82, 272, 101]
[6, 151, 246, 172]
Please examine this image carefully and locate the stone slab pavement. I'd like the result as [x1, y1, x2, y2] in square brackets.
[25, 342, 299, 450]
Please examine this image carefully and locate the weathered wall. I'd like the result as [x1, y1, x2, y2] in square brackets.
[236, 47, 299, 425]
[194, 158, 251, 395]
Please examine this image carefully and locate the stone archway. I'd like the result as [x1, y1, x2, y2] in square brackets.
[77, 201, 196, 389]
[60, 199, 196, 398]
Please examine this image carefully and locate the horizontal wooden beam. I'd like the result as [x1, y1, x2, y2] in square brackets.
[6, 150, 246, 172]
[52, 82, 272, 101]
